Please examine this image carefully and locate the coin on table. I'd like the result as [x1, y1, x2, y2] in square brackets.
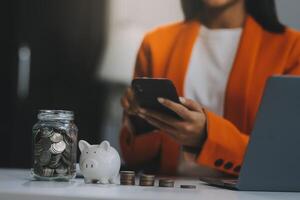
[140, 174, 155, 180]
[139, 180, 155, 186]
[50, 141, 66, 154]
[120, 171, 135, 177]
[120, 171, 135, 185]
[139, 174, 155, 186]
[39, 151, 51, 166]
[120, 179, 136, 185]
[50, 132, 63, 143]
[159, 178, 174, 187]
[180, 185, 196, 189]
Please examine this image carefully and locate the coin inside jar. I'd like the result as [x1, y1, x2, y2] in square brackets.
[32, 110, 78, 181]
[50, 132, 63, 143]
[50, 141, 66, 154]
[42, 168, 55, 177]
[48, 154, 62, 168]
[39, 151, 51, 166]
[42, 128, 54, 138]
[56, 165, 68, 174]
[39, 138, 52, 150]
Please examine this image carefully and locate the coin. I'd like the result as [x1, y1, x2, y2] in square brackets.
[140, 174, 155, 180]
[56, 165, 68, 174]
[62, 145, 71, 156]
[120, 180, 135, 185]
[39, 151, 51, 166]
[120, 171, 135, 185]
[34, 129, 42, 142]
[34, 144, 44, 156]
[180, 185, 196, 189]
[61, 153, 72, 167]
[42, 168, 54, 177]
[65, 131, 75, 144]
[50, 132, 63, 143]
[42, 128, 54, 138]
[120, 171, 135, 175]
[40, 138, 52, 150]
[48, 154, 62, 168]
[159, 178, 174, 187]
[139, 174, 155, 186]
[50, 141, 66, 154]
[33, 164, 43, 176]
[139, 180, 155, 186]
[120, 173, 136, 180]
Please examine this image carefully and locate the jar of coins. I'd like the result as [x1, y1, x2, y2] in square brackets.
[32, 110, 78, 181]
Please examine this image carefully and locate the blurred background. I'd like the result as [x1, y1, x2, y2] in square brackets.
[1, 0, 300, 168]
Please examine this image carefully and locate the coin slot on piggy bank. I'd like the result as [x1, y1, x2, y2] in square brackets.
[79, 140, 121, 184]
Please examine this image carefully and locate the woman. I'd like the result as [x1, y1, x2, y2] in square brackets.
[120, 0, 300, 176]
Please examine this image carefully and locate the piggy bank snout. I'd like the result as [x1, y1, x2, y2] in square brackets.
[82, 159, 98, 170]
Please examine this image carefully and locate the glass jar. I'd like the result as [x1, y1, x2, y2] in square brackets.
[32, 110, 78, 181]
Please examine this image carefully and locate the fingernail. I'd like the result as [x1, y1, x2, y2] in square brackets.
[138, 113, 145, 118]
[157, 97, 165, 103]
[139, 108, 146, 114]
[179, 97, 186, 103]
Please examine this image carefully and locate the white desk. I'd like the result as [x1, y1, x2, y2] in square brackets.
[0, 169, 299, 200]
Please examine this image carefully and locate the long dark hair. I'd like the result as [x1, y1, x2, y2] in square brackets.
[181, 0, 286, 33]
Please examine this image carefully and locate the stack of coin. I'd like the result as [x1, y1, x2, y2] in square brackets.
[120, 171, 135, 185]
[158, 178, 174, 188]
[139, 174, 155, 186]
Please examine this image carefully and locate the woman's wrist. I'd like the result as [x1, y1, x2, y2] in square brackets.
[123, 113, 137, 144]
[182, 127, 207, 155]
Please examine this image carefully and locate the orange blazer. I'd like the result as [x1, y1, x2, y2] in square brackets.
[120, 16, 300, 175]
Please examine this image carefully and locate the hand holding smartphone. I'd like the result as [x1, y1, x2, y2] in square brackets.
[130, 78, 182, 134]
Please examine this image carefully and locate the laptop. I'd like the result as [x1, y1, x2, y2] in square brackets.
[200, 76, 300, 191]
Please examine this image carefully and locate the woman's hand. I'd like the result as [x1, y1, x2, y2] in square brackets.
[137, 97, 207, 148]
[120, 87, 141, 139]
[120, 87, 140, 115]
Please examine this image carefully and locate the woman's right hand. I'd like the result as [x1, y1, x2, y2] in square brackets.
[120, 87, 141, 138]
[120, 87, 140, 115]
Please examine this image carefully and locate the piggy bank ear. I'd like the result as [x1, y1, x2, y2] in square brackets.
[78, 140, 90, 152]
[99, 140, 110, 151]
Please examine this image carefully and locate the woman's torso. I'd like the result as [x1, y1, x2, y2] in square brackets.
[137, 16, 300, 174]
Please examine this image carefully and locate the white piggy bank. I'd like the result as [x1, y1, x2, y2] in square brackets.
[78, 140, 121, 184]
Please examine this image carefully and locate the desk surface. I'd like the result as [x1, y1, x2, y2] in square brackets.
[0, 169, 299, 200]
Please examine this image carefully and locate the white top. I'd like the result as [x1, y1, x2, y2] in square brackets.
[1, 169, 299, 200]
[178, 26, 242, 177]
[184, 25, 242, 116]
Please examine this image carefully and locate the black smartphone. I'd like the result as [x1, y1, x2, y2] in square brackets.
[130, 78, 182, 134]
